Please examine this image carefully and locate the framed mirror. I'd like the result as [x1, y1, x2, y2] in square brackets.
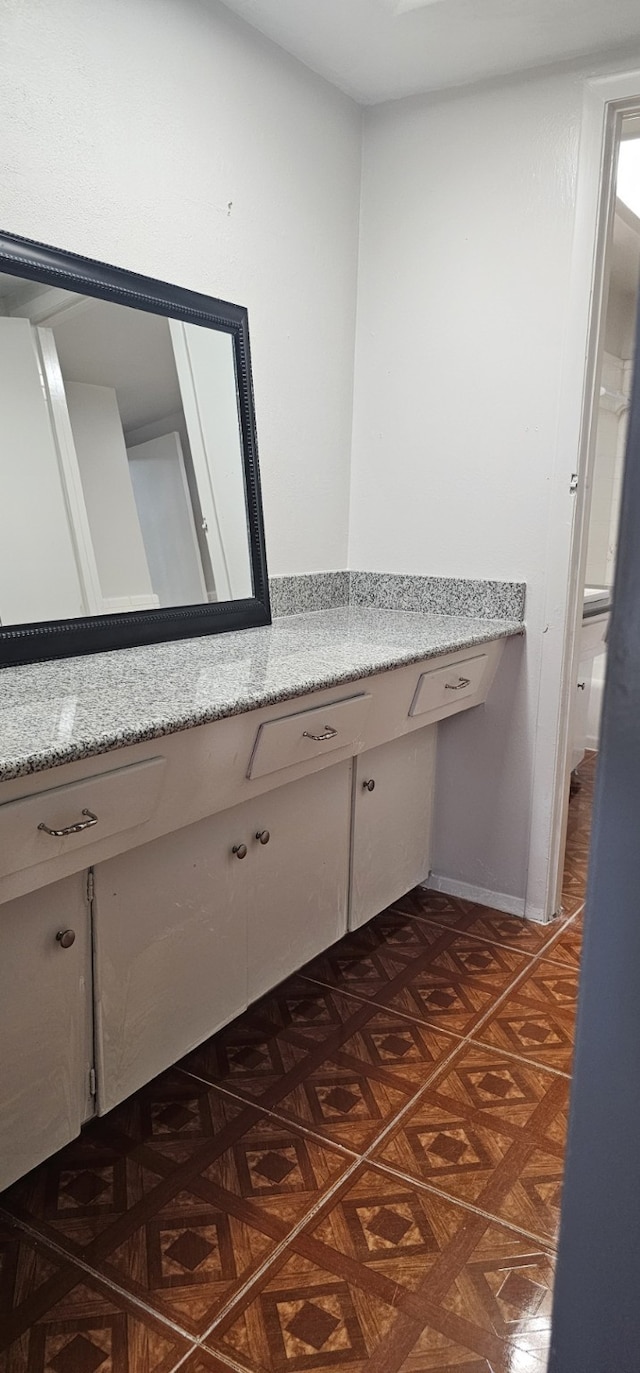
[0, 230, 270, 666]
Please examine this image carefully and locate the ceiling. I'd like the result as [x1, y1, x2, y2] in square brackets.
[0, 277, 182, 433]
[52, 299, 182, 434]
[218, 0, 640, 103]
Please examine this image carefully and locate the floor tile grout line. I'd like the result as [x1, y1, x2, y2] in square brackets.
[368, 1159, 559, 1254]
[303, 909, 582, 1048]
[0, 1203, 200, 1343]
[197, 1154, 363, 1340]
[175, 1067, 362, 1159]
[181, 1036, 466, 1174]
[1, 1145, 362, 1356]
[180, 944, 573, 1162]
[195, 1346, 254, 1373]
[166, 1346, 202, 1373]
[296, 969, 472, 1029]
[453, 929, 581, 1047]
[389, 904, 569, 957]
[299, 948, 539, 1041]
[541, 904, 585, 956]
[460, 1034, 571, 1079]
[355, 1031, 478, 1158]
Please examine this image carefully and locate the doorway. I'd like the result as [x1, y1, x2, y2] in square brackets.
[558, 111, 640, 916]
[542, 92, 640, 929]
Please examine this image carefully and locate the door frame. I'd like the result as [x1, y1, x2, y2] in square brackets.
[532, 68, 640, 922]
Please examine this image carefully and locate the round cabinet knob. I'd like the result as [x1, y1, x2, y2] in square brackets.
[256, 830, 270, 845]
[232, 843, 248, 860]
[363, 779, 376, 792]
[56, 929, 76, 949]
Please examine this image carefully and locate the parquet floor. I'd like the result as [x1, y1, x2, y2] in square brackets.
[0, 754, 595, 1373]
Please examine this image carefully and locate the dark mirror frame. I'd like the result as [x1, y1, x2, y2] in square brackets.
[0, 230, 271, 667]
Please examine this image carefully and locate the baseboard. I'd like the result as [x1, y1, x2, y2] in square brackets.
[425, 873, 526, 919]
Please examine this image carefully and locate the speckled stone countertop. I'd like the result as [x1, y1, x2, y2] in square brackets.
[0, 606, 524, 782]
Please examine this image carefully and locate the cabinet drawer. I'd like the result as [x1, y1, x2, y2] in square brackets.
[247, 693, 372, 780]
[0, 757, 166, 880]
[409, 653, 489, 717]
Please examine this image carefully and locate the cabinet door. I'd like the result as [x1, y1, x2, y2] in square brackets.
[0, 872, 92, 1190]
[350, 728, 436, 932]
[246, 762, 351, 1003]
[93, 806, 250, 1114]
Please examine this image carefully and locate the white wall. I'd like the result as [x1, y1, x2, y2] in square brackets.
[65, 382, 155, 605]
[349, 69, 615, 917]
[0, 318, 86, 625]
[0, 0, 362, 577]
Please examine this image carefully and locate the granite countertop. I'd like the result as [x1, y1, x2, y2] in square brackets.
[0, 606, 523, 782]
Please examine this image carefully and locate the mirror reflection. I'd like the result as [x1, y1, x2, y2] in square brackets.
[0, 273, 253, 626]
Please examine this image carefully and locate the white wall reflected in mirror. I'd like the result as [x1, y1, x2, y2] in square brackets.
[0, 275, 253, 627]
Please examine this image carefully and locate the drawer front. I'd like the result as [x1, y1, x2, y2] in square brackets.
[409, 653, 489, 718]
[247, 693, 372, 780]
[0, 757, 166, 880]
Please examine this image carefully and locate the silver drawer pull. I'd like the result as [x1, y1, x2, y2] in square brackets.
[38, 808, 98, 837]
[303, 726, 338, 741]
[445, 677, 471, 692]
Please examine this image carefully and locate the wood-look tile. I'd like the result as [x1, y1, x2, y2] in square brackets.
[0, 741, 595, 1370]
[392, 889, 566, 957]
[301, 914, 445, 1000]
[179, 981, 459, 1152]
[2, 1072, 252, 1253]
[0, 1217, 190, 1371]
[300, 943, 416, 1002]
[174, 1353, 237, 1373]
[374, 934, 529, 1036]
[372, 1043, 568, 1244]
[391, 888, 475, 926]
[561, 756, 596, 917]
[204, 1164, 552, 1372]
[180, 983, 362, 1104]
[264, 1022, 458, 1153]
[543, 915, 583, 971]
[3, 1079, 353, 1340]
[560, 862, 588, 918]
[475, 961, 579, 1073]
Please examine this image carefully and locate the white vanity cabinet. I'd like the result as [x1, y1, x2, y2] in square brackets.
[0, 871, 93, 1183]
[0, 635, 510, 1186]
[350, 728, 436, 931]
[93, 804, 251, 1114]
[92, 762, 352, 1112]
[245, 761, 351, 1001]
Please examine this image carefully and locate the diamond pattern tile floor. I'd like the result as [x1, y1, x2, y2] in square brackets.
[0, 754, 595, 1372]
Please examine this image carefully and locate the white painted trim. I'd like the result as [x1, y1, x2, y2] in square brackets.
[526, 69, 640, 923]
[169, 320, 232, 601]
[425, 873, 530, 921]
[35, 326, 103, 616]
[12, 286, 93, 327]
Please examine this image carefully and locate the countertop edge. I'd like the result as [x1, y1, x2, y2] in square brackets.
[0, 617, 523, 784]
